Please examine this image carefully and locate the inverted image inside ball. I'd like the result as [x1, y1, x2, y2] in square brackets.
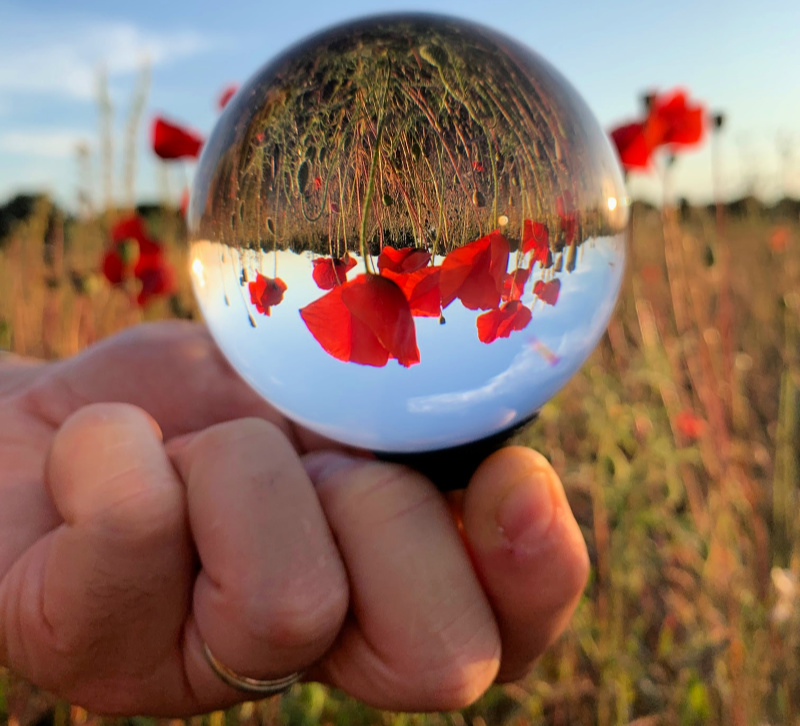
[187, 14, 628, 483]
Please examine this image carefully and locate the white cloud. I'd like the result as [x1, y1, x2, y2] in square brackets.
[0, 130, 90, 159]
[0, 17, 214, 100]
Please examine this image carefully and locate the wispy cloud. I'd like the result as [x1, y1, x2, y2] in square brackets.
[0, 16, 214, 100]
[0, 130, 91, 159]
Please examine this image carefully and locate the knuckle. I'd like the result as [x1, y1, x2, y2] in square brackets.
[425, 651, 499, 709]
[338, 461, 435, 522]
[415, 604, 501, 709]
[97, 475, 184, 547]
[49, 404, 184, 543]
[212, 417, 287, 448]
[185, 418, 290, 471]
[237, 570, 348, 653]
[56, 402, 153, 452]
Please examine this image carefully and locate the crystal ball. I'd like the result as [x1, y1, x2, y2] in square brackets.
[188, 14, 628, 453]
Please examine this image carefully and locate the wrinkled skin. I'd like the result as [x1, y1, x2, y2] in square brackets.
[0, 322, 589, 716]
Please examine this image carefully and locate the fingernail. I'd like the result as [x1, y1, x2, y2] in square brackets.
[495, 470, 557, 551]
[302, 450, 365, 487]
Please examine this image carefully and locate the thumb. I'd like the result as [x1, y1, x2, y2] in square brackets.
[459, 447, 590, 681]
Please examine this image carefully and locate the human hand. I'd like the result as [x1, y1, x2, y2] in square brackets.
[0, 321, 589, 716]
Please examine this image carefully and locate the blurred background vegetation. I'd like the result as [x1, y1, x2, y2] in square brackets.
[1, 47, 799, 726]
[1, 188, 799, 726]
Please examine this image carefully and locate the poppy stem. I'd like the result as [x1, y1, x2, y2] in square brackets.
[359, 66, 392, 273]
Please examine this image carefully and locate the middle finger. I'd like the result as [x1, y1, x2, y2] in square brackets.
[304, 452, 501, 712]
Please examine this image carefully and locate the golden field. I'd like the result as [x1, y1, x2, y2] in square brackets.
[0, 197, 798, 726]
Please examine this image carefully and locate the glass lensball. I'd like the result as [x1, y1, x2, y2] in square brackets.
[188, 14, 628, 454]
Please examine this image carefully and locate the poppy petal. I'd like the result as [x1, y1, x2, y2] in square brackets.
[299, 285, 358, 362]
[440, 230, 510, 310]
[476, 301, 532, 344]
[649, 90, 706, 148]
[111, 216, 149, 245]
[152, 117, 204, 160]
[378, 246, 431, 274]
[610, 121, 661, 170]
[300, 275, 419, 367]
[342, 275, 420, 367]
[102, 249, 125, 284]
[533, 278, 561, 306]
[502, 267, 530, 302]
[382, 266, 441, 317]
[217, 84, 239, 111]
[521, 219, 549, 256]
[312, 254, 356, 289]
[248, 272, 287, 316]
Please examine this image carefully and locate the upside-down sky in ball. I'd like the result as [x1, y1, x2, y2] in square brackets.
[188, 14, 628, 452]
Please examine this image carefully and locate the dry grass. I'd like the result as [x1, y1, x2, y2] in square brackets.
[0, 199, 798, 726]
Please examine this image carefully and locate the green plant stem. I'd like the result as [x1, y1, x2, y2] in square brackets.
[359, 67, 391, 272]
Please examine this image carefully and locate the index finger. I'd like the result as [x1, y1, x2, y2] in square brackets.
[23, 321, 338, 450]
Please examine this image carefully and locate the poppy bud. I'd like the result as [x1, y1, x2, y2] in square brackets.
[117, 239, 140, 267]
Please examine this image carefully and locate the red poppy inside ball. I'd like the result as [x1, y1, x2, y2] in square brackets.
[187, 14, 628, 454]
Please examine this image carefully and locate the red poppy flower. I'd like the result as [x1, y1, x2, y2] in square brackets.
[533, 278, 561, 306]
[313, 176, 323, 191]
[248, 273, 287, 316]
[299, 274, 420, 368]
[101, 248, 126, 285]
[440, 230, 510, 311]
[111, 215, 157, 249]
[521, 219, 551, 266]
[312, 253, 357, 289]
[101, 214, 176, 307]
[472, 160, 485, 172]
[502, 267, 530, 302]
[377, 246, 431, 275]
[151, 117, 204, 160]
[102, 215, 161, 283]
[675, 409, 705, 440]
[610, 121, 653, 170]
[650, 90, 705, 147]
[382, 266, 441, 317]
[136, 252, 177, 307]
[217, 84, 239, 111]
[476, 300, 532, 344]
[769, 226, 790, 253]
[610, 89, 705, 172]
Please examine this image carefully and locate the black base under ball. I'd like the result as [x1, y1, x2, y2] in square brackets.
[374, 414, 538, 492]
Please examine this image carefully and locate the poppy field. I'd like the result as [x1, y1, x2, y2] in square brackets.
[1, 58, 800, 726]
[3, 188, 799, 726]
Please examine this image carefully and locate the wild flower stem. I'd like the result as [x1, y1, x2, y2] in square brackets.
[359, 66, 391, 272]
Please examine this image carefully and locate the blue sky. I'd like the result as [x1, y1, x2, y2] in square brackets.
[1, 0, 799, 209]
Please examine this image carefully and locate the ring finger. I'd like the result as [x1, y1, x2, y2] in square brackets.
[302, 452, 502, 712]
